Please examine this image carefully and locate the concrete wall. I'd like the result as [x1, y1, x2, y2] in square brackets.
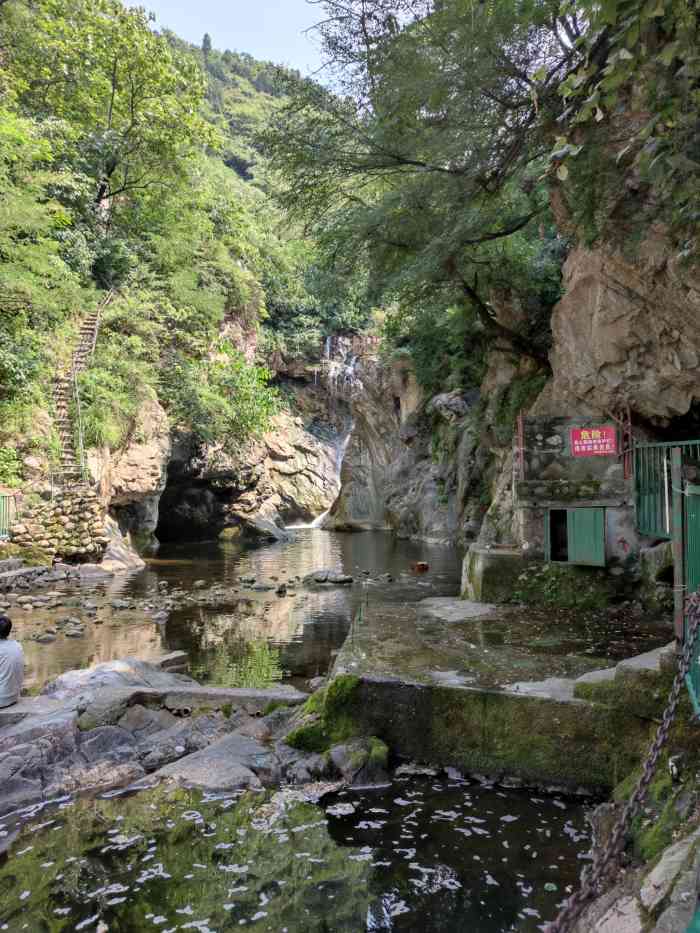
[515, 415, 640, 565]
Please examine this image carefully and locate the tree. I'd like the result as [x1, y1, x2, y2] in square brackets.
[202, 32, 212, 58]
[552, 0, 700, 254]
[265, 0, 578, 363]
[3, 0, 217, 222]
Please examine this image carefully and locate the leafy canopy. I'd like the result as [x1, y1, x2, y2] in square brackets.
[265, 0, 576, 364]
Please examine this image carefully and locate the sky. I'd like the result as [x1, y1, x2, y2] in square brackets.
[137, 0, 324, 74]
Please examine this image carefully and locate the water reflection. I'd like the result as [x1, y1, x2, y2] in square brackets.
[141, 531, 462, 687]
[12, 531, 462, 691]
[0, 776, 590, 933]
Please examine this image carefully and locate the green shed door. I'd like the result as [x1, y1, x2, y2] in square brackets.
[567, 508, 606, 567]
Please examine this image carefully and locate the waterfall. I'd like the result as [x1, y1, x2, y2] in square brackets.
[285, 418, 355, 530]
[335, 419, 354, 473]
[287, 509, 330, 530]
[324, 336, 331, 360]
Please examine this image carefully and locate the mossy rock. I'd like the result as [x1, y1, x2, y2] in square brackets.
[510, 562, 614, 610]
[285, 675, 361, 753]
[574, 665, 675, 721]
[612, 756, 699, 863]
[0, 542, 52, 566]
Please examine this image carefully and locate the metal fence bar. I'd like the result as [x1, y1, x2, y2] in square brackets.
[634, 442, 673, 539]
[0, 494, 17, 540]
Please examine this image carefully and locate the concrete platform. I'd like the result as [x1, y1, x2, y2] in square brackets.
[339, 597, 672, 690]
[333, 597, 675, 791]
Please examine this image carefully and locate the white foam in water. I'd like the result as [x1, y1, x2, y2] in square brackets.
[286, 509, 330, 530]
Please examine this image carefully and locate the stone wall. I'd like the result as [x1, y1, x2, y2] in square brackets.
[10, 488, 109, 562]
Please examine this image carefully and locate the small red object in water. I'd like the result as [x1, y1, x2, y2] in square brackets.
[411, 562, 429, 574]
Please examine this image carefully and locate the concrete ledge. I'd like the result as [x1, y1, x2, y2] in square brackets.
[461, 547, 534, 602]
[339, 675, 656, 793]
[162, 685, 308, 715]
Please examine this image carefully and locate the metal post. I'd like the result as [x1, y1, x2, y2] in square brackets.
[672, 447, 684, 641]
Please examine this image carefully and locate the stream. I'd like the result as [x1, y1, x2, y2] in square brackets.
[0, 774, 590, 932]
[13, 530, 462, 693]
[2, 528, 656, 930]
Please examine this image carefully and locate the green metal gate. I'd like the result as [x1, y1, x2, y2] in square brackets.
[0, 494, 17, 540]
[634, 440, 700, 713]
[684, 483, 700, 709]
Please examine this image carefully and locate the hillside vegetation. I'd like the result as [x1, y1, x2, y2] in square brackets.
[0, 0, 697, 486]
[0, 0, 367, 486]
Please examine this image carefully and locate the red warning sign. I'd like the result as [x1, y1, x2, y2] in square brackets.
[570, 426, 617, 458]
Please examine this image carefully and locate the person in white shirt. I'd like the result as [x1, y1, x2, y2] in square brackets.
[0, 614, 24, 708]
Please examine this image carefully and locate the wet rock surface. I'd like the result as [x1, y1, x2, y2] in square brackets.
[572, 826, 700, 933]
[303, 569, 354, 586]
[0, 657, 308, 817]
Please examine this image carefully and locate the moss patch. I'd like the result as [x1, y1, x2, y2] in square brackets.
[285, 675, 361, 754]
[368, 736, 389, 770]
[0, 542, 52, 566]
[511, 562, 613, 610]
[574, 667, 675, 721]
[262, 700, 290, 716]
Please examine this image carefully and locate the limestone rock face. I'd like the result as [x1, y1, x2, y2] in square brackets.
[326, 355, 486, 545]
[548, 238, 700, 421]
[87, 396, 171, 546]
[156, 391, 350, 541]
[100, 515, 146, 572]
[324, 357, 402, 531]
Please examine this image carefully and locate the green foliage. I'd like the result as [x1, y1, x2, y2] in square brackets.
[3, 0, 216, 216]
[265, 1, 574, 366]
[384, 303, 484, 395]
[0, 447, 22, 487]
[1, 4, 350, 461]
[286, 675, 361, 753]
[162, 343, 279, 450]
[91, 237, 133, 288]
[492, 372, 549, 445]
[554, 0, 700, 250]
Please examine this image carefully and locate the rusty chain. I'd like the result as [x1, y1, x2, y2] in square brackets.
[545, 590, 700, 933]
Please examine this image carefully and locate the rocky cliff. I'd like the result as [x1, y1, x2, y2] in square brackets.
[155, 394, 350, 543]
[324, 353, 495, 546]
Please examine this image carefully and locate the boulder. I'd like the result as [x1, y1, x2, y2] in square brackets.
[154, 733, 277, 791]
[42, 658, 196, 700]
[329, 737, 390, 785]
[286, 753, 331, 784]
[303, 570, 354, 586]
[242, 516, 292, 543]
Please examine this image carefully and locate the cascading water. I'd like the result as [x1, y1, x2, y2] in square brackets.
[286, 336, 362, 530]
[287, 417, 355, 529]
[335, 418, 354, 472]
